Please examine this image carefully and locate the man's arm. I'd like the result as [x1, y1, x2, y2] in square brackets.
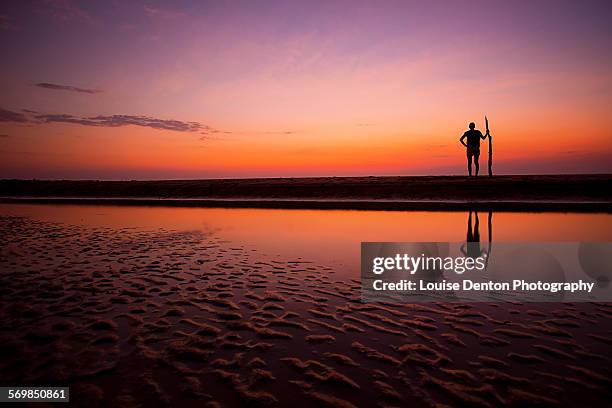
[480, 130, 487, 140]
[460, 134, 468, 147]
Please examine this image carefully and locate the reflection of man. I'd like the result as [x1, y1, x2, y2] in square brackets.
[460, 122, 488, 176]
[460, 211, 488, 259]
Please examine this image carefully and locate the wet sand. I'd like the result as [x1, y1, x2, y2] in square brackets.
[1, 214, 611, 407]
[1, 175, 611, 212]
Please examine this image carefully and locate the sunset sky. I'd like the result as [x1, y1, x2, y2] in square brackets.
[1, 0, 611, 179]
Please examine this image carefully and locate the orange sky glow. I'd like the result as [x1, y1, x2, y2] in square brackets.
[1, 1, 611, 179]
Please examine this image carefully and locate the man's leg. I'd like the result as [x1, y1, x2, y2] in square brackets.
[467, 211, 474, 240]
[474, 154, 480, 176]
[467, 154, 473, 176]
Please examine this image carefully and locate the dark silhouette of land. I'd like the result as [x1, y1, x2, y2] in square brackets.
[0, 175, 610, 212]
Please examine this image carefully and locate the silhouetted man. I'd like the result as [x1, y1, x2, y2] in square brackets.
[460, 122, 487, 176]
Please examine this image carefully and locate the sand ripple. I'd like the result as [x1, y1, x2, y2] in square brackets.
[0, 215, 611, 407]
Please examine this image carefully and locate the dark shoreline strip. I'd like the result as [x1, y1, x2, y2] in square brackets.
[0, 197, 609, 213]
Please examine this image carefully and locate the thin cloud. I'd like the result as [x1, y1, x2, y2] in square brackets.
[36, 0, 90, 21]
[199, 127, 226, 135]
[1, 107, 228, 135]
[35, 82, 102, 94]
[264, 130, 298, 135]
[0, 108, 29, 123]
[35, 113, 204, 132]
[199, 134, 228, 142]
[143, 5, 186, 19]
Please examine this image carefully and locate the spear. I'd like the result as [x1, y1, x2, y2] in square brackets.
[485, 115, 492, 177]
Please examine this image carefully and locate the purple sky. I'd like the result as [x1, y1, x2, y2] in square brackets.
[1, 0, 611, 179]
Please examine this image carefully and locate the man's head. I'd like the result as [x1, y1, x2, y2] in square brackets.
[469, 122, 475, 130]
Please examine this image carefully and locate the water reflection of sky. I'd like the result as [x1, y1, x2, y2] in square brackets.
[1, 204, 611, 276]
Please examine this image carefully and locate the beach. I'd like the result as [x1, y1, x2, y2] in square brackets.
[1, 175, 611, 212]
[3, 1, 612, 406]
[1, 204, 611, 407]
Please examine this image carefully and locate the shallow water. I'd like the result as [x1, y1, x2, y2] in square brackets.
[0, 204, 611, 407]
[1, 204, 611, 274]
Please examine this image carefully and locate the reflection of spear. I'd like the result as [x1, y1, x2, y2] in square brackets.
[485, 115, 492, 177]
[485, 210, 493, 271]
[488, 210, 492, 247]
